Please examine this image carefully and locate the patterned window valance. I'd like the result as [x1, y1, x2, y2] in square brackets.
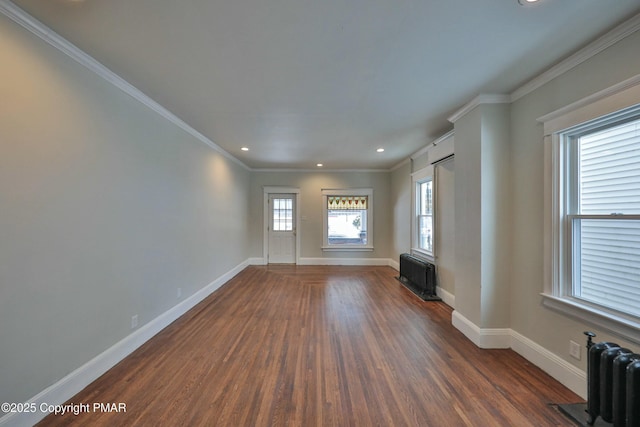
[327, 196, 368, 210]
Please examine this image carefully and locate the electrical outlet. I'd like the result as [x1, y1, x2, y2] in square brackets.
[569, 340, 581, 360]
[131, 315, 138, 329]
[177, 288, 182, 299]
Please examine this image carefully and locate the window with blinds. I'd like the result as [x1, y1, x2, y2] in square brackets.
[571, 117, 640, 317]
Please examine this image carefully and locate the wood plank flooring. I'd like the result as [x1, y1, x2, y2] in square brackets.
[37, 265, 582, 426]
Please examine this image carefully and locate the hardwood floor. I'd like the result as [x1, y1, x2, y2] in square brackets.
[37, 265, 581, 426]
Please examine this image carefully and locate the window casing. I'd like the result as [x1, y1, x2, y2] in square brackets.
[540, 77, 640, 343]
[412, 165, 434, 259]
[322, 189, 373, 251]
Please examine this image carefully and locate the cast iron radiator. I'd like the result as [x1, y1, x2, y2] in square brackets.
[584, 332, 640, 426]
[397, 253, 441, 301]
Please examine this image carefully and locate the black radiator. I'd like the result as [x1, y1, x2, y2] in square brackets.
[397, 253, 441, 301]
[584, 332, 640, 426]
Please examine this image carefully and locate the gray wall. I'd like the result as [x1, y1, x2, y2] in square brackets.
[508, 29, 640, 366]
[3, 0, 640, 411]
[453, 106, 483, 325]
[390, 162, 411, 264]
[402, 138, 456, 298]
[434, 157, 455, 297]
[0, 14, 251, 405]
[249, 171, 392, 261]
[389, 22, 640, 373]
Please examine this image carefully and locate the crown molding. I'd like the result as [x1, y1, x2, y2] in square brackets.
[410, 129, 455, 161]
[251, 167, 390, 173]
[447, 94, 511, 124]
[511, 12, 640, 102]
[389, 157, 411, 172]
[536, 73, 640, 126]
[0, 0, 250, 171]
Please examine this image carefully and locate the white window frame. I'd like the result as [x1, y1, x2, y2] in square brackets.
[539, 74, 640, 343]
[321, 188, 373, 251]
[411, 165, 435, 260]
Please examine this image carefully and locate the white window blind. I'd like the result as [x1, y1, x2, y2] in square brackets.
[580, 120, 640, 214]
[573, 118, 640, 316]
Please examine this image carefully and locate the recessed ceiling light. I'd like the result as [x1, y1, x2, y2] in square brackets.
[518, 0, 540, 5]
[241, 147, 249, 151]
[317, 163, 323, 167]
[376, 148, 385, 153]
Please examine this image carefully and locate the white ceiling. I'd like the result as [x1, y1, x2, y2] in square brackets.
[9, 0, 640, 170]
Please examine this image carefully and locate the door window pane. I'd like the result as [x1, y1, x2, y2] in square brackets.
[273, 198, 293, 231]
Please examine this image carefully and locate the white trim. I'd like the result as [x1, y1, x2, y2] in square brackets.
[411, 166, 435, 257]
[447, 94, 511, 124]
[410, 248, 435, 263]
[435, 286, 455, 309]
[537, 73, 640, 134]
[298, 257, 392, 266]
[542, 294, 640, 346]
[510, 330, 587, 399]
[321, 247, 374, 252]
[3, 1, 640, 174]
[428, 137, 455, 165]
[410, 130, 455, 161]
[451, 311, 511, 349]
[542, 133, 565, 298]
[0, 259, 250, 427]
[263, 186, 301, 194]
[252, 168, 390, 173]
[411, 165, 435, 179]
[389, 157, 411, 172]
[451, 311, 587, 399]
[539, 78, 640, 345]
[0, 0, 249, 171]
[511, 13, 640, 102]
[263, 187, 301, 265]
[321, 188, 374, 251]
[410, 146, 433, 163]
[449, 14, 640, 115]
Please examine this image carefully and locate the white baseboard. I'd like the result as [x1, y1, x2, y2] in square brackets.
[510, 330, 587, 399]
[248, 257, 397, 267]
[298, 257, 394, 266]
[0, 259, 249, 427]
[4, 260, 585, 427]
[436, 286, 455, 308]
[451, 310, 511, 349]
[451, 310, 587, 399]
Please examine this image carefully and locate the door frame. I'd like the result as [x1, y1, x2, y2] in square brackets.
[263, 186, 301, 265]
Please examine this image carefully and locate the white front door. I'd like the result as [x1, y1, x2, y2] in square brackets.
[268, 194, 296, 264]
